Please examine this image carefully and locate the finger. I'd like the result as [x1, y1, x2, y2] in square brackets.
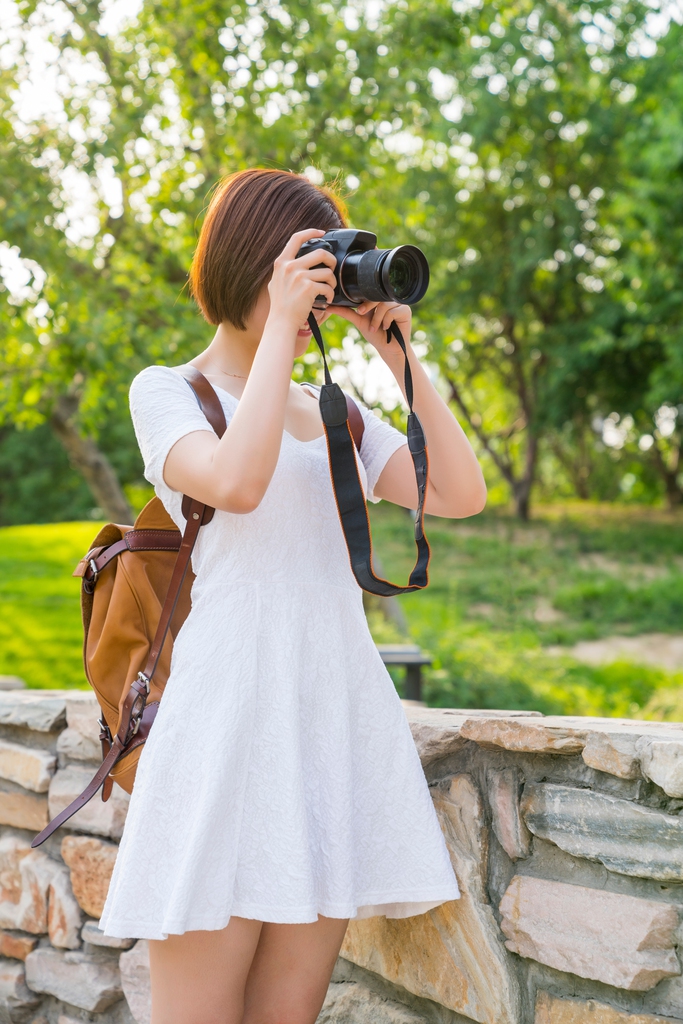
[356, 301, 379, 315]
[315, 283, 336, 305]
[279, 228, 325, 261]
[370, 303, 388, 331]
[295, 247, 338, 270]
[381, 304, 403, 331]
[308, 267, 337, 289]
[328, 305, 364, 328]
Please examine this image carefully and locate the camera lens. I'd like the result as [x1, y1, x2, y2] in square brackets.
[386, 253, 413, 300]
[381, 247, 429, 304]
[340, 245, 429, 306]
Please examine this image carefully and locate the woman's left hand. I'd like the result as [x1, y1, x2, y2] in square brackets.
[324, 301, 412, 363]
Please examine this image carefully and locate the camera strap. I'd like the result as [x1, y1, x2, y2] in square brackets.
[307, 312, 430, 597]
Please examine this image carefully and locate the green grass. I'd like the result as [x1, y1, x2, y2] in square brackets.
[0, 522, 97, 689]
[367, 502, 683, 720]
[2, 506, 683, 719]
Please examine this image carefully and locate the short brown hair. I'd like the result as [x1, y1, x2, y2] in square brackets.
[190, 169, 347, 328]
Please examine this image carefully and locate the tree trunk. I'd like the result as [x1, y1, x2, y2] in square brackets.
[663, 471, 683, 510]
[651, 442, 683, 510]
[512, 433, 539, 521]
[50, 394, 133, 524]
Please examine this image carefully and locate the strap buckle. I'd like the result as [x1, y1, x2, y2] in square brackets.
[83, 558, 99, 595]
[98, 716, 112, 744]
[136, 671, 151, 695]
[128, 673, 150, 738]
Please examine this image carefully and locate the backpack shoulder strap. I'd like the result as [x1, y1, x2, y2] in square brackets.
[178, 365, 228, 438]
[178, 366, 227, 525]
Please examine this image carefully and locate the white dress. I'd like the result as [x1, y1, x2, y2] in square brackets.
[100, 365, 460, 940]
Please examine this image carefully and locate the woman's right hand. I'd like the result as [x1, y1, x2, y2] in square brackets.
[267, 229, 337, 331]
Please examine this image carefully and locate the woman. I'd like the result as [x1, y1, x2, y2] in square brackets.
[100, 168, 486, 1024]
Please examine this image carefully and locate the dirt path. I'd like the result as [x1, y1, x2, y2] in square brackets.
[547, 634, 683, 672]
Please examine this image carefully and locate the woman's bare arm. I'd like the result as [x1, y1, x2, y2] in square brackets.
[326, 301, 486, 519]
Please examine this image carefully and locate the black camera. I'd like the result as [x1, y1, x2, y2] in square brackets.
[296, 229, 429, 309]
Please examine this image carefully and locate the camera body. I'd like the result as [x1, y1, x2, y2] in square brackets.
[297, 229, 429, 309]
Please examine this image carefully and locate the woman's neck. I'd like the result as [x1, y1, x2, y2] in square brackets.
[200, 321, 259, 380]
[189, 323, 262, 396]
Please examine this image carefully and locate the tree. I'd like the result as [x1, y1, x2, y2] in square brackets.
[601, 21, 683, 507]
[399, 0, 670, 518]
[0, 0, 462, 518]
[2, 0, 681, 523]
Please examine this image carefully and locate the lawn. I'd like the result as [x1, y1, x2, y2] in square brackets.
[0, 522, 95, 689]
[1, 507, 683, 721]
[368, 502, 683, 721]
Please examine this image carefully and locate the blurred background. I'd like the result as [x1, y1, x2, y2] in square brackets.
[1, 0, 683, 718]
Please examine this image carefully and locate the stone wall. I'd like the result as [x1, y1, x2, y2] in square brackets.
[0, 691, 682, 1024]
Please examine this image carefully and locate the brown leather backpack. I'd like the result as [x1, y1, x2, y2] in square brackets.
[32, 368, 364, 846]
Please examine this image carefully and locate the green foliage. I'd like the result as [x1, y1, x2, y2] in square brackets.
[554, 575, 683, 631]
[0, 425, 93, 526]
[2, 0, 683, 519]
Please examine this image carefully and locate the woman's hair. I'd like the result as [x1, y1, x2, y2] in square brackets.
[190, 169, 348, 328]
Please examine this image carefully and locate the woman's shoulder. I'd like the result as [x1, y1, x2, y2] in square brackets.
[128, 364, 212, 438]
[130, 363, 187, 396]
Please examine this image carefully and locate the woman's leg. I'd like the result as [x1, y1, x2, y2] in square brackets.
[241, 916, 349, 1024]
[148, 916, 263, 1024]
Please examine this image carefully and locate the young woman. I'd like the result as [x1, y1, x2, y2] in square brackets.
[100, 169, 486, 1024]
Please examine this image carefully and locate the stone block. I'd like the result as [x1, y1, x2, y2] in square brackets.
[404, 707, 543, 766]
[499, 875, 680, 990]
[460, 716, 588, 754]
[521, 783, 683, 881]
[120, 940, 150, 1024]
[0, 743, 55, 794]
[643, 972, 683, 1019]
[0, 957, 40, 1020]
[0, 836, 80, 948]
[64, 694, 100, 745]
[404, 709, 468, 765]
[534, 990, 683, 1023]
[637, 738, 683, 798]
[46, 865, 82, 950]
[56, 729, 100, 764]
[0, 932, 37, 962]
[48, 767, 129, 840]
[24, 947, 122, 1012]
[0, 793, 48, 832]
[487, 768, 531, 861]
[318, 982, 426, 1023]
[0, 693, 66, 733]
[61, 836, 118, 919]
[0, 679, 25, 691]
[582, 729, 642, 779]
[81, 920, 134, 950]
[342, 775, 520, 1024]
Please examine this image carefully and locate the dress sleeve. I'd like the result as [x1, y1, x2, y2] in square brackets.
[129, 365, 218, 490]
[356, 401, 408, 503]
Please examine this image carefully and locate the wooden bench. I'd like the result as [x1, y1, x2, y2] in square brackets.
[376, 644, 432, 702]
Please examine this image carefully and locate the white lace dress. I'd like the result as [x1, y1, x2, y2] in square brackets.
[100, 364, 460, 940]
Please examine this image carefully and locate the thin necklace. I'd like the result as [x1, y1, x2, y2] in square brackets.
[204, 361, 248, 380]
